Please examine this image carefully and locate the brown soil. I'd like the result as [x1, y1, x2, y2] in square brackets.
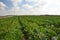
[0, 16, 13, 18]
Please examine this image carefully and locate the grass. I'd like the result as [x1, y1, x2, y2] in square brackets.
[0, 15, 60, 40]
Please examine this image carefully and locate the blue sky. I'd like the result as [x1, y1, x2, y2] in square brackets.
[0, 0, 38, 16]
[0, 0, 36, 10]
[0, 0, 60, 16]
[0, 0, 13, 9]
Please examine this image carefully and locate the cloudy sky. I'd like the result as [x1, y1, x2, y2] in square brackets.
[0, 0, 60, 16]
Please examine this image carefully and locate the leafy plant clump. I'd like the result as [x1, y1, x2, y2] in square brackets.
[0, 16, 60, 40]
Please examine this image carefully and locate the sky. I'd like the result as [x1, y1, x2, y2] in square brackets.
[0, 0, 60, 16]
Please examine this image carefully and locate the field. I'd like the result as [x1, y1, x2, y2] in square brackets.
[0, 16, 60, 40]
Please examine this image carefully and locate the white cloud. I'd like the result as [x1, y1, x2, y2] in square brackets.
[0, 0, 60, 16]
[0, 2, 7, 10]
[10, 0, 22, 11]
[40, 0, 60, 15]
[22, 4, 33, 10]
[10, 0, 22, 15]
[26, 0, 60, 15]
[11, 0, 22, 6]
[25, 0, 37, 2]
[11, 0, 22, 2]
[0, 2, 8, 16]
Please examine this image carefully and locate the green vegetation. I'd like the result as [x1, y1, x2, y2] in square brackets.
[0, 16, 24, 40]
[0, 16, 60, 40]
